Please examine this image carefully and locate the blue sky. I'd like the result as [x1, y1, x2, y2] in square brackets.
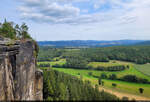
[0, 0, 150, 41]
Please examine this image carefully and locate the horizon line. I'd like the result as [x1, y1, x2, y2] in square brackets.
[37, 39, 149, 42]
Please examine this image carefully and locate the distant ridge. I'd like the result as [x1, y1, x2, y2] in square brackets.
[135, 40, 150, 46]
[38, 40, 145, 47]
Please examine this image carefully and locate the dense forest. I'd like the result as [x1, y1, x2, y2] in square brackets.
[38, 46, 150, 65]
[79, 46, 150, 64]
[37, 46, 64, 62]
[43, 68, 119, 101]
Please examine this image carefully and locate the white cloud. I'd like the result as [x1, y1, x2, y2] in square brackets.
[22, 0, 44, 6]
[18, 6, 32, 13]
[17, 0, 150, 27]
[41, 3, 80, 18]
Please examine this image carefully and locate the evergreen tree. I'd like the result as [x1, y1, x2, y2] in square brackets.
[98, 77, 102, 85]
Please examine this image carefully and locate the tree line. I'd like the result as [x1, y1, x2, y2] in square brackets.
[88, 65, 127, 71]
[38, 46, 150, 64]
[38, 47, 64, 62]
[98, 73, 150, 84]
[52, 61, 128, 72]
[79, 46, 150, 64]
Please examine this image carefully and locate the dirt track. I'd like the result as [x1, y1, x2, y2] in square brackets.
[99, 87, 150, 101]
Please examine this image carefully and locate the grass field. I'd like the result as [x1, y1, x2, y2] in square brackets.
[83, 76, 150, 98]
[38, 58, 66, 66]
[64, 48, 80, 51]
[134, 64, 150, 77]
[88, 60, 129, 68]
[102, 79, 150, 98]
[52, 63, 150, 81]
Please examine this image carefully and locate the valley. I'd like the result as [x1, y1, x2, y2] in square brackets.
[37, 46, 150, 100]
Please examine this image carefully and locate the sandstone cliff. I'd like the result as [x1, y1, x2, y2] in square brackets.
[0, 38, 43, 101]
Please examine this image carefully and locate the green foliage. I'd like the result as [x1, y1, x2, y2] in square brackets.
[121, 75, 149, 84]
[20, 23, 31, 39]
[0, 20, 39, 59]
[38, 46, 150, 99]
[81, 46, 150, 64]
[101, 81, 104, 86]
[98, 77, 102, 85]
[38, 47, 65, 61]
[43, 69, 119, 101]
[96, 65, 126, 71]
[0, 21, 16, 39]
[38, 46, 150, 67]
[64, 56, 88, 69]
[139, 88, 144, 94]
[101, 73, 108, 79]
[112, 83, 117, 87]
[0, 20, 32, 40]
[88, 72, 93, 76]
[88, 62, 127, 71]
[51, 67, 150, 98]
[109, 74, 117, 80]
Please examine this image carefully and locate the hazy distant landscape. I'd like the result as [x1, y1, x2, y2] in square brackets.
[38, 40, 148, 48]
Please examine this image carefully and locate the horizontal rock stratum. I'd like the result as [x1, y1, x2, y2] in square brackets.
[0, 38, 43, 101]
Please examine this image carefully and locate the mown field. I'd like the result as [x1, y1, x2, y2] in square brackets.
[38, 59, 150, 98]
[134, 64, 150, 77]
[88, 60, 129, 68]
[38, 58, 66, 66]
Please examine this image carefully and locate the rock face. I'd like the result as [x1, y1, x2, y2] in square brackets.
[0, 38, 43, 101]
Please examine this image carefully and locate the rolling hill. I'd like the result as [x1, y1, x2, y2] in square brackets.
[135, 41, 150, 46]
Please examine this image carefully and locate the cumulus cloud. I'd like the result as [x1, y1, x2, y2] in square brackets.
[41, 3, 80, 18]
[17, 0, 150, 25]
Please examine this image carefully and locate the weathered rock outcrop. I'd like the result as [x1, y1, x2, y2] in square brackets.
[0, 38, 43, 101]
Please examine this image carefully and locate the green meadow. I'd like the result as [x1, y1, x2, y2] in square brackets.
[38, 58, 66, 66]
[88, 60, 128, 68]
[134, 64, 150, 77]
